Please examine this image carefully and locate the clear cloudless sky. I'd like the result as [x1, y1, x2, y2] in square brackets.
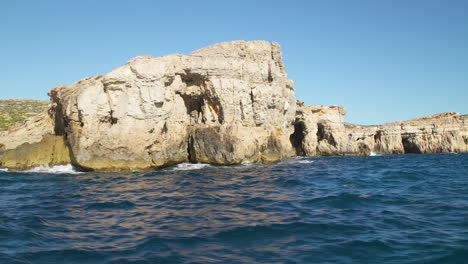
[1, 0, 467, 124]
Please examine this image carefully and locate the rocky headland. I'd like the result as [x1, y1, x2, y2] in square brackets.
[1, 41, 466, 171]
[292, 103, 467, 156]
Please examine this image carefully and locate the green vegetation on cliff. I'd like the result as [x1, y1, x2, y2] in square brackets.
[0, 99, 49, 131]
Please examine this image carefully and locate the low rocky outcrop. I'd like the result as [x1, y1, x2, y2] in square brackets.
[0, 108, 71, 170]
[0, 41, 466, 171]
[293, 102, 467, 156]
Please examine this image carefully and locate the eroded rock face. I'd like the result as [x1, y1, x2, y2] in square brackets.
[47, 40, 296, 170]
[295, 103, 468, 156]
[0, 40, 466, 171]
[0, 110, 71, 170]
[292, 103, 371, 156]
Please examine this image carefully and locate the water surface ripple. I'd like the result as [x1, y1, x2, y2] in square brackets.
[0, 154, 467, 263]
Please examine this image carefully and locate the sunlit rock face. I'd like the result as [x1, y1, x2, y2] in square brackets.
[0, 41, 466, 171]
[294, 103, 467, 156]
[0, 111, 71, 170]
[47, 40, 296, 170]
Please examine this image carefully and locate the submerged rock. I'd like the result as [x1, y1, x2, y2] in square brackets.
[0, 41, 466, 171]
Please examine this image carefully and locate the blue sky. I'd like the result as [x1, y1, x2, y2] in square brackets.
[1, 0, 467, 124]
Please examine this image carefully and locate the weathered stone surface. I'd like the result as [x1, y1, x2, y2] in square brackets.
[0, 135, 71, 170]
[0, 107, 72, 170]
[0, 111, 53, 151]
[378, 113, 467, 154]
[293, 102, 371, 156]
[296, 103, 468, 156]
[0, 40, 466, 171]
[461, 115, 468, 145]
[46, 40, 296, 170]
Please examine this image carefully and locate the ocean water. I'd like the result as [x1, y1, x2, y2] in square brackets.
[0, 154, 467, 264]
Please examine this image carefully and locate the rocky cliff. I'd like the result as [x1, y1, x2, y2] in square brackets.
[0, 41, 466, 171]
[292, 102, 467, 156]
[1, 41, 296, 171]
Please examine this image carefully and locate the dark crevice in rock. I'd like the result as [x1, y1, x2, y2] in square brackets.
[374, 130, 382, 142]
[161, 122, 168, 134]
[178, 71, 206, 122]
[267, 65, 274, 83]
[187, 134, 196, 163]
[239, 101, 245, 120]
[100, 110, 118, 125]
[164, 76, 174, 87]
[77, 110, 84, 127]
[179, 70, 206, 87]
[250, 89, 255, 108]
[402, 134, 422, 154]
[177, 70, 224, 124]
[179, 93, 203, 123]
[48, 91, 67, 136]
[290, 120, 306, 156]
[109, 111, 118, 125]
[316, 123, 325, 141]
[250, 88, 258, 126]
[317, 123, 337, 147]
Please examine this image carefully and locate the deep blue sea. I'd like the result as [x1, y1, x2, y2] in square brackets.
[0, 154, 467, 264]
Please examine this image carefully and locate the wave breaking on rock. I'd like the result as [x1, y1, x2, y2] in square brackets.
[25, 164, 83, 174]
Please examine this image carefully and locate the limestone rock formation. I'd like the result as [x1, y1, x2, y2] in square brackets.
[0, 40, 466, 171]
[292, 103, 372, 156]
[294, 102, 468, 156]
[0, 109, 71, 170]
[1, 40, 296, 171]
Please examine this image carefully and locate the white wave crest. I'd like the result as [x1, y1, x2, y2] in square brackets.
[0, 168, 8, 172]
[172, 163, 211, 171]
[369, 151, 382, 156]
[26, 164, 83, 174]
[297, 160, 314, 164]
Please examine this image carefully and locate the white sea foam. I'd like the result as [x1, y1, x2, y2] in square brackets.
[26, 164, 83, 174]
[286, 157, 315, 164]
[369, 151, 382, 156]
[297, 160, 315, 164]
[172, 163, 211, 171]
[0, 168, 8, 172]
[241, 161, 253, 166]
